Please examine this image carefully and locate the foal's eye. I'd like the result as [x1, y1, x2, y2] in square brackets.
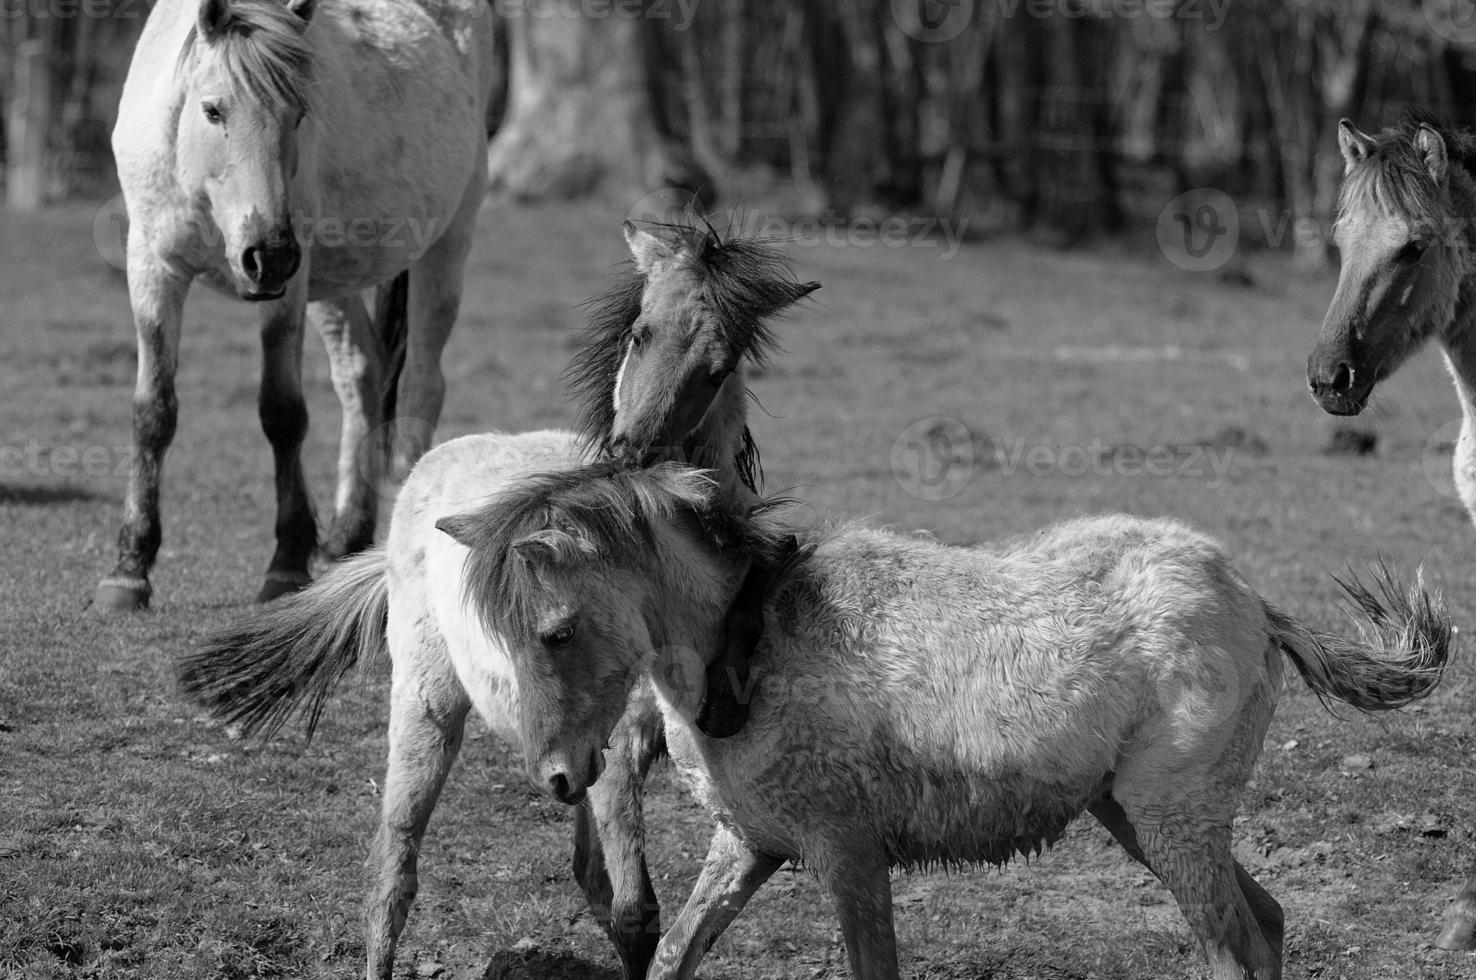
[202, 103, 224, 125]
[1396, 240, 1428, 264]
[540, 624, 576, 648]
[628, 330, 647, 352]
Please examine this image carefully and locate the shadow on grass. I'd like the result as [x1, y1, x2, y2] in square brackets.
[482, 948, 621, 980]
[0, 483, 113, 505]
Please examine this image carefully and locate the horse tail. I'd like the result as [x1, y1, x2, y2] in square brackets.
[1265, 563, 1455, 712]
[375, 270, 410, 423]
[176, 549, 390, 739]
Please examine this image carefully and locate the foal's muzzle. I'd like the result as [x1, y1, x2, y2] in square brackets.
[1307, 355, 1372, 416]
[239, 238, 301, 299]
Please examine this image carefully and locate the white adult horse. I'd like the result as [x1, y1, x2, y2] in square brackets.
[97, 0, 495, 610]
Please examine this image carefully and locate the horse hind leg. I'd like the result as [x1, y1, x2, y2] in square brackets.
[390, 164, 483, 480]
[310, 295, 387, 562]
[365, 631, 470, 980]
[1436, 869, 1476, 950]
[1091, 795, 1284, 963]
[576, 685, 665, 977]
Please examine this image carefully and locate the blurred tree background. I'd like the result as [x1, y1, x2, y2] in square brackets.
[7, 0, 1476, 270]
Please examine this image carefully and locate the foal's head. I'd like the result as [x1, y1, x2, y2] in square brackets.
[436, 463, 783, 803]
[175, 0, 317, 300]
[1310, 114, 1475, 415]
[566, 219, 820, 488]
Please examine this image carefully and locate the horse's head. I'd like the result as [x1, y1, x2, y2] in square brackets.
[1310, 116, 1469, 415]
[435, 463, 743, 804]
[567, 220, 819, 477]
[176, 0, 316, 300]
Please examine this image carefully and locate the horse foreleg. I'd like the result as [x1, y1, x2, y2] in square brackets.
[391, 168, 481, 480]
[365, 648, 470, 980]
[647, 823, 782, 980]
[822, 841, 900, 980]
[256, 288, 318, 602]
[1436, 868, 1476, 950]
[577, 687, 665, 977]
[95, 244, 188, 612]
[310, 295, 386, 561]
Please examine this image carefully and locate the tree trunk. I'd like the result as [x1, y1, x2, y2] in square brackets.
[5, 18, 54, 211]
[486, 2, 709, 204]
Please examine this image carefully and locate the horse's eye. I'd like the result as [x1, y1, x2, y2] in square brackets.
[1396, 240, 1428, 264]
[202, 103, 224, 125]
[629, 331, 647, 352]
[540, 624, 576, 648]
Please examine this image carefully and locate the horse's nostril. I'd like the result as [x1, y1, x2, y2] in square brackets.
[242, 246, 262, 282]
[1331, 362, 1354, 393]
[548, 771, 571, 801]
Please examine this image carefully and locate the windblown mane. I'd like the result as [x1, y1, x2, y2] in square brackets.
[444, 461, 794, 638]
[177, 0, 315, 113]
[1339, 110, 1476, 226]
[563, 218, 810, 489]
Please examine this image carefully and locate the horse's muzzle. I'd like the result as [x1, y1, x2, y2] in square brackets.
[240, 239, 301, 297]
[1307, 355, 1373, 416]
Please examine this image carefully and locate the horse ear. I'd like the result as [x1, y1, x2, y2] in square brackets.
[511, 529, 595, 564]
[198, 0, 232, 38]
[757, 279, 821, 318]
[435, 512, 482, 548]
[623, 221, 675, 274]
[1417, 125, 1449, 184]
[1338, 119, 1376, 170]
[285, 0, 318, 23]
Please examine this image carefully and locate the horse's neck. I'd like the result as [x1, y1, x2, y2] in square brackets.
[684, 369, 760, 510]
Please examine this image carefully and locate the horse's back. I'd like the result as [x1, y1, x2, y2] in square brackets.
[674, 513, 1280, 867]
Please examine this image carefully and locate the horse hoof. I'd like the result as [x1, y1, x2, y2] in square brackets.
[256, 572, 312, 603]
[93, 578, 151, 613]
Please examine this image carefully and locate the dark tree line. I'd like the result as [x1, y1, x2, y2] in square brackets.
[7, 0, 1476, 268]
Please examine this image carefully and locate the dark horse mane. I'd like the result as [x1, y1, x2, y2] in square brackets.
[1340, 110, 1476, 224]
[563, 218, 812, 492]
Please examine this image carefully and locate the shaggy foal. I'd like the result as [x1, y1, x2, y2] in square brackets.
[445, 462, 1454, 980]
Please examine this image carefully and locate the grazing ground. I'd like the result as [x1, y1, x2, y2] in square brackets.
[2, 199, 1475, 980]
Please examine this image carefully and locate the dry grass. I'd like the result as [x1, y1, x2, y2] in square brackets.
[1, 201, 1474, 979]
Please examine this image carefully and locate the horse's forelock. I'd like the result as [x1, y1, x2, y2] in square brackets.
[179, 0, 314, 114]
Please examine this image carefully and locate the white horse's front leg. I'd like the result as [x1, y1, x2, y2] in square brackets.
[310, 294, 386, 560]
[822, 841, 900, 980]
[648, 823, 782, 980]
[94, 232, 190, 612]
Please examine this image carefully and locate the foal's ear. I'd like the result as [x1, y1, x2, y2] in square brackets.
[198, 0, 232, 38]
[435, 512, 482, 548]
[757, 279, 822, 318]
[623, 221, 676, 274]
[1338, 119, 1376, 170]
[511, 529, 596, 564]
[285, 0, 318, 24]
[1416, 125, 1449, 184]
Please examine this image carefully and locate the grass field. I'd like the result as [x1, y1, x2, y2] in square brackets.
[2, 199, 1475, 980]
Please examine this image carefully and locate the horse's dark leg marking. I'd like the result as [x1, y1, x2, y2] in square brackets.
[824, 841, 900, 980]
[257, 306, 317, 602]
[1436, 869, 1476, 950]
[312, 296, 386, 562]
[648, 823, 782, 977]
[577, 684, 664, 978]
[365, 675, 470, 980]
[95, 256, 188, 612]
